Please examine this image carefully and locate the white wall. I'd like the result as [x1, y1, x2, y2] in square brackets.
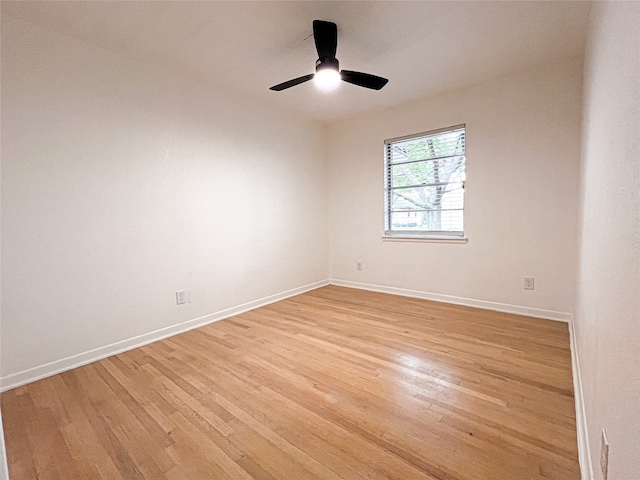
[0, 14, 8, 476]
[575, 2, 640, 479]
[0, 16, 328, 382]
[327, 60, 582, 316]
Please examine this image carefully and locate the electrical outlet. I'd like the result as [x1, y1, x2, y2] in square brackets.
[356, 262, 363, 271]
[176, 290, 186, 305]
[601, 428, 609, 480]
[524, 277, 535, 290]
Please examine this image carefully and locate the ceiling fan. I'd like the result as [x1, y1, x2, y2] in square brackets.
[270, 20, 389, 92]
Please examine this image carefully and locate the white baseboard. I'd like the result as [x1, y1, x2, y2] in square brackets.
[569, 318, 594, 480]
[0, 411, 9, 480]
[0, 279, 330, 393]
[330, 279, 573, 322]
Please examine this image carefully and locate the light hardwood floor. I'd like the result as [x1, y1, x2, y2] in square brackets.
[1, 286, 580, 479]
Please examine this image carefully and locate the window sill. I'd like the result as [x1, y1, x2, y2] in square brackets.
[382, 235, 468, 244]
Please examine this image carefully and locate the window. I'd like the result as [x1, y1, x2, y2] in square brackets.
[384, 124, 466, 239]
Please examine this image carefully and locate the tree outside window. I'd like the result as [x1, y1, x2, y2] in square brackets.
[385, 126, 465, 236]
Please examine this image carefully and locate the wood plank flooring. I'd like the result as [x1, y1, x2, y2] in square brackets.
[1, 286, 580, 479]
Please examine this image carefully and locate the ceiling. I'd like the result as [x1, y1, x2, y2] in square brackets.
[1, 1, 590, 123]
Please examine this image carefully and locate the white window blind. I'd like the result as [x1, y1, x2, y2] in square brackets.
[385, 125, 466, 237]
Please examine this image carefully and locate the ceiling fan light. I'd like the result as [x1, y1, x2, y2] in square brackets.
[314, 68, 341, 91]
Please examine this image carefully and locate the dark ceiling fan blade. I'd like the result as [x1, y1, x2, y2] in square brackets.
[340, 70, 389, 90]
[313, 20, 337, 59]
[269, 74, 315, 91]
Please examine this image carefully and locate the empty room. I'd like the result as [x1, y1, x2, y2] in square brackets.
[0, 1, 638, 479]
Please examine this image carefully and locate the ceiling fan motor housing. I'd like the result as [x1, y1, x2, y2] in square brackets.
[316, 57, 339, 72]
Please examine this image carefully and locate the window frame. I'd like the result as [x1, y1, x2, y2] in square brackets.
[383, 124, 467, 243]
